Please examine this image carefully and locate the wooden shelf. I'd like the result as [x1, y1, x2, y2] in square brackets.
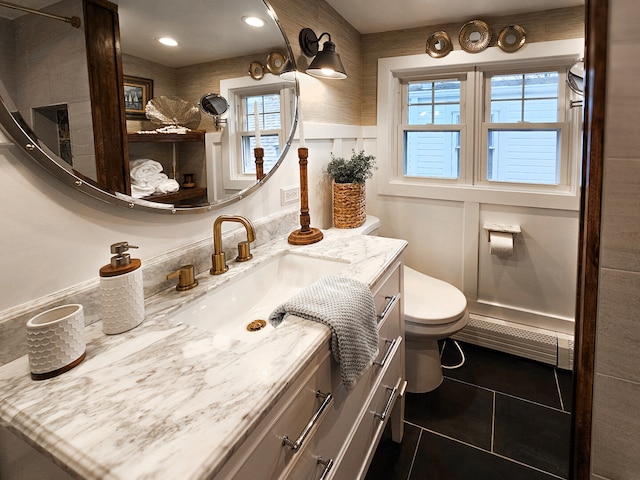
[127, 130, 207, 205]
[143, 187, 207, 204]
[127, 130, 205, 143]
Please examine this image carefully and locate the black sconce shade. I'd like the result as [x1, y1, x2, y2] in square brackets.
[299, 28, 347, 79]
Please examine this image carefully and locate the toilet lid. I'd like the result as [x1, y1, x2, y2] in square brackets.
[403, 266, 468, 325]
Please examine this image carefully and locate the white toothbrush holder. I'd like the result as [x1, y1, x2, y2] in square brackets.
[26, 304, 86, 380]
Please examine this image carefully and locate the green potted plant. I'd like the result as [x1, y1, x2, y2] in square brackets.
[326, 150, 376, 228]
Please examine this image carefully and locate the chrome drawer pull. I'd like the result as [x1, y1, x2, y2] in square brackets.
[377, 294, 398, 320]
[282, 390, 333, 452]
[317, 456, 334, 480]
[374, 337, 399, 368]
[374, 385, 398, 422]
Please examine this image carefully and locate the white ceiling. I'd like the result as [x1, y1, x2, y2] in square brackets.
[2, 0, 585, 66]
[325, 0, 584, 34]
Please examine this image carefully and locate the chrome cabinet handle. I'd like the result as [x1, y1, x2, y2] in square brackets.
[374, 384, 399, 422]
[377, 294, 398, 320]
[282, 391, 333, 452]
[317, 456, 334, 480]
[374, 337, 400, 368]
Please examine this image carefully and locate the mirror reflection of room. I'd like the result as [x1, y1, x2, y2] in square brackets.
[0, 0, 296, 208]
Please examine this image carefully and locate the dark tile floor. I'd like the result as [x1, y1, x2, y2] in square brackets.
[365, 341, 573, 480]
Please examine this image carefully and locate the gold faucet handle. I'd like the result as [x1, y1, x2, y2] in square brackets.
[167, 265, 199, 291]
[236, 241, 253, 262]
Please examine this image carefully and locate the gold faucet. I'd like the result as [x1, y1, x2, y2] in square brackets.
[166, 264, 198, 291]
[211, 215, 256, 275]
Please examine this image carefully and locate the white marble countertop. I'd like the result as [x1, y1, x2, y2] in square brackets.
[0, 231, 407, 480]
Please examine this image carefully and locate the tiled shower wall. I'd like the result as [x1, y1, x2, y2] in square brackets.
[591, 0, 640, 478]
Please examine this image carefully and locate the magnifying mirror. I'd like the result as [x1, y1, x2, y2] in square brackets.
[567, 60, 585, 96]
[200, 93, 229, 116]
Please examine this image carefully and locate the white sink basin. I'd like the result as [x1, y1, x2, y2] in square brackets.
[170, 253, 348, 344]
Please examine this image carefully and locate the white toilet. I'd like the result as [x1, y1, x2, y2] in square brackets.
[340, 216, 469, 393]
[403, 265, 468, 392]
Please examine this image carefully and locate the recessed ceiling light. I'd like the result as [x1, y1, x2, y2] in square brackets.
[243, 16, 265, 27]
[158, 37, 178, 47]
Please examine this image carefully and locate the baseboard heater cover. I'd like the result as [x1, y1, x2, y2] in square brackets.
[452, 314, 574, 370]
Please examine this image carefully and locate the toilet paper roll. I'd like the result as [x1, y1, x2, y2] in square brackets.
[489, 231, 514, 256]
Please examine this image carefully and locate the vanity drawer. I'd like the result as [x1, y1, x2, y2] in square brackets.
[219, 349, 333, 480]
[284, 335, 404, 480]
[331, 374, 405, 480]
[372, 259, 401, 322]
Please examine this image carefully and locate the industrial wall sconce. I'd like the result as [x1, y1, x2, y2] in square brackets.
[298, 28, 348, 79]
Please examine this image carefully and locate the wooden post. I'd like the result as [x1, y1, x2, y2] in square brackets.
[254, 147, 265, 180]
[288, 148, 323, 245]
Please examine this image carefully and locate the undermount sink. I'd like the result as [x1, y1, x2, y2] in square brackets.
[169, 253, 348, 343]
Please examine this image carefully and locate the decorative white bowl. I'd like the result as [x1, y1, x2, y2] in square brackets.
[26, 304, 86, 380]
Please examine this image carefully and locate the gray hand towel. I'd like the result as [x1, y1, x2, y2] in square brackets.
[269, 275, 379, 389]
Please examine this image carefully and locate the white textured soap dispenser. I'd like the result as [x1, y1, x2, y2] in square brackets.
[99, 242, 145, 334]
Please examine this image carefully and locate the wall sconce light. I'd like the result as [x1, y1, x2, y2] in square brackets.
[299, 28, 347, 79]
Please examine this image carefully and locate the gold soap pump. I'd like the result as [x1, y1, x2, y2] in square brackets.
[99, 242, 145, 334]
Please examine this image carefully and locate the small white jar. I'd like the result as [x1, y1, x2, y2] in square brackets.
[26, 304, 86, 380]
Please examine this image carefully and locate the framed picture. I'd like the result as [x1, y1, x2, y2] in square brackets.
[123, 75, 153, 119]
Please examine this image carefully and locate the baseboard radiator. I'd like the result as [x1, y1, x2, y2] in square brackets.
[452, 314, 574, 370]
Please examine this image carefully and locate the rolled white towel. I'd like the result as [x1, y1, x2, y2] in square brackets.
[130, 184, 156, 198]
[154, 178, 180, 194]
[146, 172, 169, 190]
[130, 159, 163, 183]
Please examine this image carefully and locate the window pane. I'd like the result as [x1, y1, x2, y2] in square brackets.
[242, 134, 281, 174]
[486, 130, 560, 184]
[524, 98, 557, 122]
[407, 80, 460, 125]
[244, 94, 281, 130]
[490, 72, 559, 123]
[491, 75, 523, 100]
[490, 100, 525, 123]
[433, 80, 460, 103]
[408, 82, 432, 104]
[408, 105, 432, 124]
[434, 103, 460, 125]
[242, 92, 282, 171]
[524, 72, 559, 99]
[263, 112, 281, 130]
[404, 131, 460, 179]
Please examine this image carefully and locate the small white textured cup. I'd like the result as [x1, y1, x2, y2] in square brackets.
[26, 304, 86, 380]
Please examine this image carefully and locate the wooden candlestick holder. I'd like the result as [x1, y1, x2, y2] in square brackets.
[288, 147, 323, 245]
[254, 147, 265, 180]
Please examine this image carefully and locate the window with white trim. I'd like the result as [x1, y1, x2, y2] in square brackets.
[402, 77, 464, 179]
[238, 92, 283, 175]
[482, 71, 568, 185]
[398, 65, 574, 190]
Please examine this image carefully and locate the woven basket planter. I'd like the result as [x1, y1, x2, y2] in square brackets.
[333, 182, 366, 228]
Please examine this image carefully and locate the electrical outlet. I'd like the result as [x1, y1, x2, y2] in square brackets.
[281, 186, 299, 205]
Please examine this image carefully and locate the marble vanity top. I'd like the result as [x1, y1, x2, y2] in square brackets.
[0, 231, 407, 480]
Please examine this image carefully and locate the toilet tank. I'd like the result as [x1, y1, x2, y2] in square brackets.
[329, 216, 380, 235]
[356, 216, 381, 236]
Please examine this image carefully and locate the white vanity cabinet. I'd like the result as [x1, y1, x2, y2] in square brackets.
[217, 257, 405, 480]
[0, 235, 407, 480]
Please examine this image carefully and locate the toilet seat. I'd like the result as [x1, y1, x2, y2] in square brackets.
[404, 266, 468, 326]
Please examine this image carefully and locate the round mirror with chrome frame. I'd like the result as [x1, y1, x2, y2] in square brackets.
[0, 0, 298, 214]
